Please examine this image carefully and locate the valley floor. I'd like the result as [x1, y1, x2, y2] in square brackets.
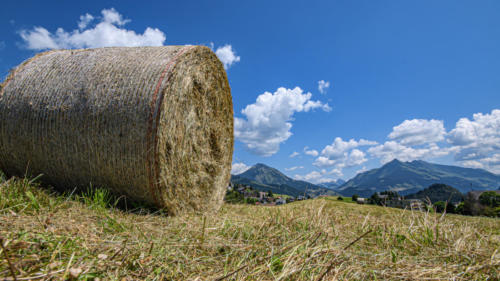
[0, 178, 499, 280]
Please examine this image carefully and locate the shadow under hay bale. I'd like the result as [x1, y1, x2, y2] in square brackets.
[0, 46, 234, 215]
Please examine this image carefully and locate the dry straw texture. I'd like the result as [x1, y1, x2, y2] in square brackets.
[0, 180, 498, 280]
[0, 46, 233, 215]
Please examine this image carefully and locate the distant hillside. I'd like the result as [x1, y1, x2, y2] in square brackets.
[405, 183, 464, 204]
[230, 175, 305, 197]
[337, 159, 500, 197]
[318, 179, 346, 189]
[231, 163, 338, 197]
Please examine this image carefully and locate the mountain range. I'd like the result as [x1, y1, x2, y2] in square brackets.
[318, 179, 346, 189]
[231, 160, 500, 199]
[231, 163, 338, 197]
[337, 159, 500, 197]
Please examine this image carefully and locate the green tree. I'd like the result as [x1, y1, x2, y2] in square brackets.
[352, 194, 359, 202]
[481, 207, 498, 217]
[445, 202, 456, 213]
[494, 207, 500, 217]
[368, 191, 400, 206]
[224, 190, 244, 204]
[337, 196, 343, 201]
[479, 191, 500, 208]
[244, 197, 257, 205]
[433, 201, 446, 213]
[455, 202, 465, 214]
[381, 191, 400, 199]
[369, 193, 381, 205]
[433, 201, 455, 213]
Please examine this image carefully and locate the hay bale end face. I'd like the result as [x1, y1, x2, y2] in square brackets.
[0, 46, 234, 215]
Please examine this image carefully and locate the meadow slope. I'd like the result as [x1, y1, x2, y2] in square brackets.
[0, 177, 499, 280]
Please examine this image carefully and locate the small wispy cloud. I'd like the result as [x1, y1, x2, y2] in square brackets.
[318, 80, 330, 94]
[285, 166, 304, 171]
[231, 162, 251, 175]
[215, 44, 240, 69]
[304, 146, 319, 157]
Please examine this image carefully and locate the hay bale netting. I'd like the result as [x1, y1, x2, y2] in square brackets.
[0, 46, 234, 215]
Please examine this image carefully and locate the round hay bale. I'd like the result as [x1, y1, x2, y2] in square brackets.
[0, 46, 233, 215]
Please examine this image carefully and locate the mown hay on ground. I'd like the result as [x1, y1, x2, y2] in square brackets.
[0, 179, 498, 280]
[0, 46, 233, 215]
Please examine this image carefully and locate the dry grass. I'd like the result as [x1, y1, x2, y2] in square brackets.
[0, 177, 499, 280]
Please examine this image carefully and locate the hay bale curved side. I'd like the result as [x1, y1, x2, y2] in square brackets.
[0, 46, 233, 214]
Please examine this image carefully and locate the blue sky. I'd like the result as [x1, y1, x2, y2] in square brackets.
[1, 0, 499, 183]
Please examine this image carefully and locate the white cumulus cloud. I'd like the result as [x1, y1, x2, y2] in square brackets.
[303, 109, 500, 175]
[313, 156, 337, 167]
[320, 137, 377, 160]
[368, 141, 450, 164]
[231, 162, 251, 175]
[327, 168, 344, 178]
[289, 151, 300, 158]
[318, 80, 330, 94]
[294, 171, 323, 182]
[294, 168, 342, 184]
[389, 119, 445, 146]
[234, 87, 331, 156]
[78, 13, 94, 30]
[19, 8, 166, 50]
[346, 149, 368, 166]
[460, 160, 484, 169]
[448, 109, 500, 173]
[215, 44, 240, 69]
[314, 137, 377, 168]
[101, 8, 129, 26]
[304, 147, 319, 157]
[482, 154, 500, 173]
[448, 110, 500, 147]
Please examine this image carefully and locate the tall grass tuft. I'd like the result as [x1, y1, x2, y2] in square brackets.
[81, 186, 114, 210]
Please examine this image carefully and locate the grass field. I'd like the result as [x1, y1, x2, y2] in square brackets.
[0, 176, 499, 280]
[334, 196, 356, 203]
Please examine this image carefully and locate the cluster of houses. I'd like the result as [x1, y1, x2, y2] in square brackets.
[227, 183, 310, 206]
[353, 191, 427, 211]
[368, 193, 426, 210]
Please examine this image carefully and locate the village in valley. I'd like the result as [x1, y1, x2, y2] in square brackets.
[225, 183, 308, 206]
[226, 180, 500, 217]
[225, 182, 426, 210]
